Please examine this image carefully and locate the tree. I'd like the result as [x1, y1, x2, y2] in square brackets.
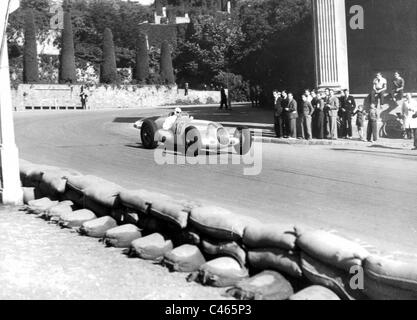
[160, 40, 175, 84]
[100, 28, 118, 84]
[135, 34, 149, 83]
[59, 10, 77, 84]
[23, 9, 38, 83]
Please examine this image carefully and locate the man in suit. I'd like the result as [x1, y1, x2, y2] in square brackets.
[273, 90, 284, 138]
[326, 88, 340, 140]
[285, 92, 298, 138]
[219, 86, 229, 110]
[300, 94, 314, 140]
[339, 89, 356, 139]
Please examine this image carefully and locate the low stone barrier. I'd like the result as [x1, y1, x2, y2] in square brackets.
[19, 159, 417, 300]
[12, 84, 220, 111]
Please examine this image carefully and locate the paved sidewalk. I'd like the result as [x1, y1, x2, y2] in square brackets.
[0, 206, 228, 300]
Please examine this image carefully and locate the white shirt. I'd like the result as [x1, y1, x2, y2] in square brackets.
[162, 115, 178, 131]
[373, 77, 387, 91]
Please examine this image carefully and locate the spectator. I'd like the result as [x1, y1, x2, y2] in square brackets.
[410, 105, 417, 150]
[326, 88, 339, 140]
[250, 86, 257, 108]
[281, 90, 289, 138]
[219, 86, 229, 110]
[285, 92, 298, 139]
[352, 105, 366, 141]
[304, 89, 313, 103]
[184, 82, 189, 96]
[273, 90, 284, 138]
[339, 89, 356, 139]
[314, 91, 325, 139]
[372, 72, 387, 108]
[300, 94, 314, 140]
[402, 93, 417, 139]
[392, 71, 405, 102]
[80, 86, 88, 110]
[367, 104, 378, 142]
[256, 85, 262, 107]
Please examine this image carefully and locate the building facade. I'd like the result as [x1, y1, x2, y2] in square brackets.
[313, 0, 417, 94]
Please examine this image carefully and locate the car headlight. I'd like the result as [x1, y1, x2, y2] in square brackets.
[217, 128, 229, 145]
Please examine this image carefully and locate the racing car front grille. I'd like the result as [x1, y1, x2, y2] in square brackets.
[217, 128, 230, 145]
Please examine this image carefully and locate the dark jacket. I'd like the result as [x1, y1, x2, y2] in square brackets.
[340, 95, 356, 115]
[302, 101, 314, 117]
[274, 97, 284, 117]
[287, 99, 298, 119]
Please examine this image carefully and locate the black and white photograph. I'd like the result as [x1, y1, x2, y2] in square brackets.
[0, 0, 416, 305]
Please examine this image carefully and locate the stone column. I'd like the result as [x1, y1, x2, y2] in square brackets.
[0, 1, 23, 205]
[312, 0, 349, 90]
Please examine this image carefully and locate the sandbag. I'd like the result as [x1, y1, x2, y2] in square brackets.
[20, 162, 44, 187]
[297, 230, 370, 272]
[300, 252, 367, 300]
[289, 285, 341, 300]
[200, 238, 247, 268]
[118, 189, 173, 213]
[189, 206, 248, 242]
[104, 224, 142, 248]
[247, 248, 303, 278]
[22, 187, 43, 204]
[64, 175, 103, 205]
[38, 170, 71, 198]
[46, 202, 74, 222]
[59, 209, 97, 229]
[82, 179, 123, 208]
[27, 198, 59, 214]
[163, 244, 206, 273]
[79, 216, 118, 238]
[188, 257, 249, 288]
[243, 223, 297, 251]
[225, 270, 294, 300]
[149, 199, 189, 229]
[363, 255, 417, 300]
[130, 233, 174, 262]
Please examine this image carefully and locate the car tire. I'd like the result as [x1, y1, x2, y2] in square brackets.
[233, 126, 252, 155]
[141, 119, 159, 149]
[185, 127, 202, 157]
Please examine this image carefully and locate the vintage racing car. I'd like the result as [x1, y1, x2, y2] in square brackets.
[135, 111, 252, 156]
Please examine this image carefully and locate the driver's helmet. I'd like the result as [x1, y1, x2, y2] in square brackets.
[174, 107, 182, 116]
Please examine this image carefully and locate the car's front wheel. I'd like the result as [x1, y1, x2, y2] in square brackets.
[233, 126, 252, 155]
[141, 119, 159, 149]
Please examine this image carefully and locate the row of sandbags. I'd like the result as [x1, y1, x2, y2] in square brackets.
[20, 159, 417, 300]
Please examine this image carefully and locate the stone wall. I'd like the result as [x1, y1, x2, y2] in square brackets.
[12, 84, 220, 111]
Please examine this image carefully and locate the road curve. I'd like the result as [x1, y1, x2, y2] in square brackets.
[14, 108, 417, 254]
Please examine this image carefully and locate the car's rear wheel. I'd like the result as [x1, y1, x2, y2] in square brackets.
[233, 126, 252, 155]
[141, 119, 158, 149]
[185, 127, 202, 157]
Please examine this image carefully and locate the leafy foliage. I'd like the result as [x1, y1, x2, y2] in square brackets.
[59, 10, 77, 84]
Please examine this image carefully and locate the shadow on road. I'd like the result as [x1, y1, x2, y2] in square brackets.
[331, 148, 417, 159]
[113, 105, 274, 131]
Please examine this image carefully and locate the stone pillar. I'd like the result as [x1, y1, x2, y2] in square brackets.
[0, 1, 23, 205]
[312, 0, 349, 90]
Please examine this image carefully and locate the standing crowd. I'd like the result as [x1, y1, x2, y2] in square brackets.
[271, 72, 417, 149]
[272, 88, 370, 141]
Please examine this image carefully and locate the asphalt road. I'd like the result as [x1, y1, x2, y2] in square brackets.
[14, 107, 417, 255]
